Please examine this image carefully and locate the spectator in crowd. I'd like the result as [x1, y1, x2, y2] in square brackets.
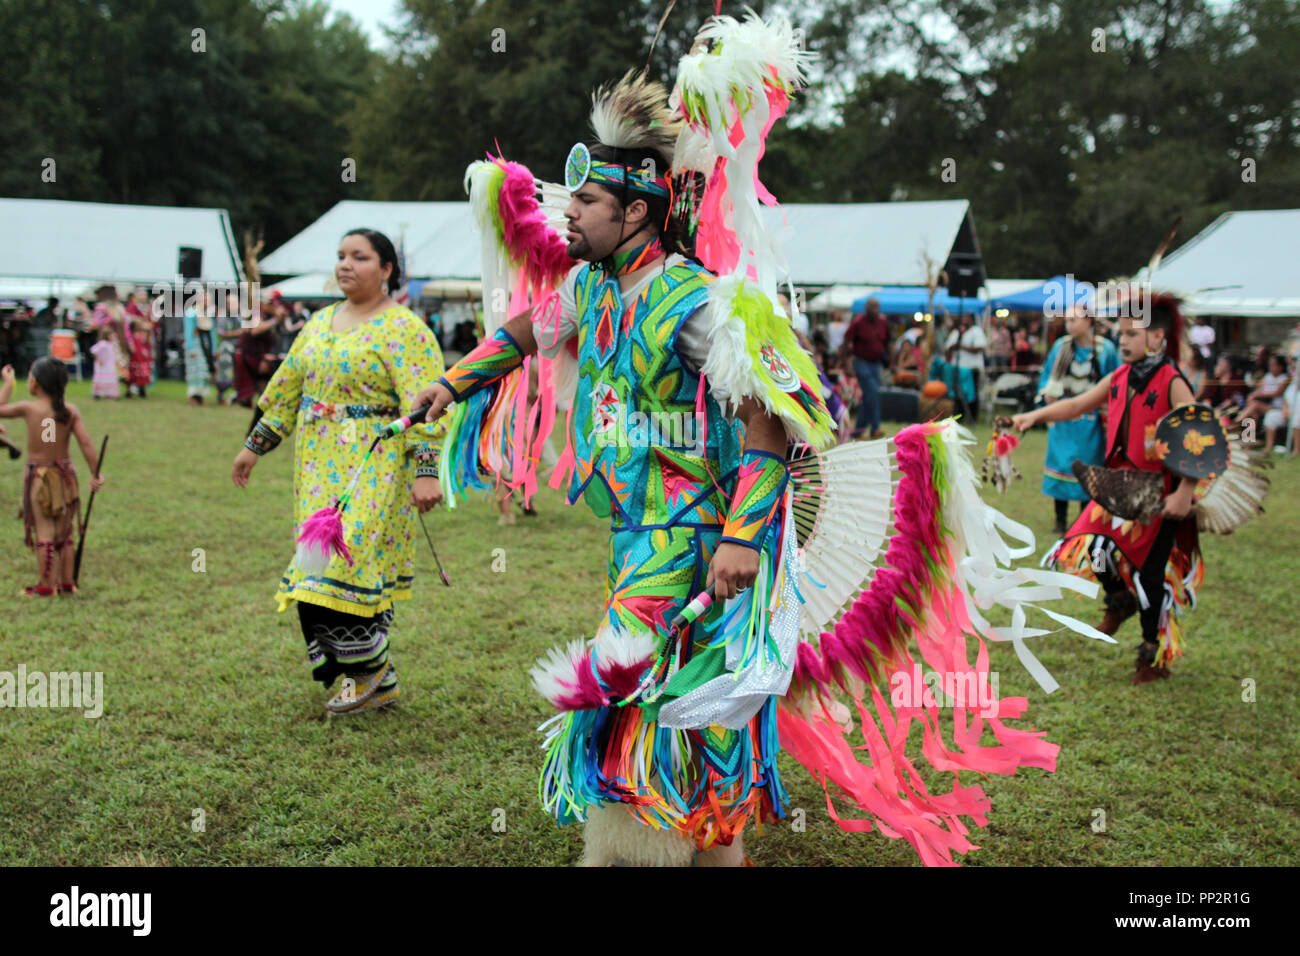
[1186, 315, 1215, 360]
[1026, 316, 1044, 352]
[892, 324, 922, 388]
[214, 292, 245, 405]
[123, 287, 155, 398]
[72, 298, 96, 378]
[1282, 368, 1300, 456]
[183, 293, 213, 405]
[827, 309, 849, 354]
[1197, 354, 1248, 416]
[0, 307, 32, 373]
[277, 298, 307, 355]
[989, 314, 1012, 371]
[1246, 345, 1272, 388]
[1183, 348, 1206, 398]
[944, 311, 988, 420]
[234, 300, 283, 422]
[90, 326, 122, 399]
[1240, 353, 1290, 448]
[1011, 326, 1036, 370]
[425, 301, 444, 348]
[841, 296, 890, 439]
[90, 287, 130, 388]
[811, 329, 833, 371]
[1035, 305, 1119, 533]
[34, 297, 58, 329]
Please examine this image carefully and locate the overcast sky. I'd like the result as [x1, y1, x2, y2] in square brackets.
[323, 0, 403, 48]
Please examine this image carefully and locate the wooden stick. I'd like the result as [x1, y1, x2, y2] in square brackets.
[73, 434, 109, 585]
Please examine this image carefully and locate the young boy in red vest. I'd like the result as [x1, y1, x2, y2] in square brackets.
[1013, 294, 1200, 683]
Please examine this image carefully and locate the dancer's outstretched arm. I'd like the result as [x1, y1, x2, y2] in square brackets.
[1013, 372, 1113, 432]
[414, 307, 536, 421]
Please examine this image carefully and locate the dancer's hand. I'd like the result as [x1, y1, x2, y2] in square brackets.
[232, 448, 258, 487]
[1, 365, 13, 384]
[1011, 410, 1037, 433]
[412, 476, 443, 513]
[90, 474, 105, 493]
[707, 542, 760, 601]
[1161, 487, 1194, 519]
[413, 381, 454, 423]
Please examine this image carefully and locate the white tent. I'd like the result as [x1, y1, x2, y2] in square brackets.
[805, 285, 879, 312]
[758, 200, 974, 286]
[0, 198, 244, 287]
[261, 199, 978, 287]
[259, 201, 481, 280]
[1149, 209, 1300, 317]
[265, 272, 343, 300]
[983, 278, 1049, 304]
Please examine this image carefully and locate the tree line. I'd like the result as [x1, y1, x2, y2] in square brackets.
[2, 0, 1295, 281]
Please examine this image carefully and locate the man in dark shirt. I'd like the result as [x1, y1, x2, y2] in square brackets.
[841, 297, 890, 438]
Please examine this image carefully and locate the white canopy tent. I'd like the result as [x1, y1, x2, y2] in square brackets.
[1148, 209, 1300, 317]
[261, 199, 979, 288]
[0, 198, 244, 290]
[259, 202, 481, 280]
[265, 272, 343, 300]
[805, 285, 880, 313]
[983, 278, 1049, 304]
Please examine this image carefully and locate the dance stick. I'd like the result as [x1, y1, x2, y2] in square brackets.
[417, 511, 451, 586]
[668, 584, 716, 634]
[384, 403, 433, 438]
[0, 429, 20, 459]
[73, 434, 109, 585]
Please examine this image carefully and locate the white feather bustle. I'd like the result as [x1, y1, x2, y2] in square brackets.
[592, 621, 657, 670]
[528, 639, 588, 708]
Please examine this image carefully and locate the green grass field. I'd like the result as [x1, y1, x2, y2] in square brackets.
[2, 379, 1297, 866]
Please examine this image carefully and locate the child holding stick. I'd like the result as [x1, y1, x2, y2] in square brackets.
[0, 360, 106, 596]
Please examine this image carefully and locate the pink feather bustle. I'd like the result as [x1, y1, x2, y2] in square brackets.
[779, 423, 1059, 866]
[295, 505, 353, 574]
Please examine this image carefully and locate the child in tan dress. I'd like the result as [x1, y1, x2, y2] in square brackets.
[0, 359, 106, 596]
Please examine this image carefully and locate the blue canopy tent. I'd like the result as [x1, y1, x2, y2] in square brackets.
[988, 275, 1093, 312]
[851, 286, 986, 316]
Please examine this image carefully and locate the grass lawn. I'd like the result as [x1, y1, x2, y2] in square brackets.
[2, 379, 1297, 866]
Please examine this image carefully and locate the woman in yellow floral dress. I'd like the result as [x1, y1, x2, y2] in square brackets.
[232, 229, 447, 714]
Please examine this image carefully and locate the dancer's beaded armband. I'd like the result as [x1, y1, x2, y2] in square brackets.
[245, 420, 283, 456]
[721, 449, 789, 551]
[437, 327, 526, 401]
[412, 444, 440, 480]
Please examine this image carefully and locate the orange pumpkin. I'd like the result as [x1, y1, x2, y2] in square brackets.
[921, 380, 948, 399]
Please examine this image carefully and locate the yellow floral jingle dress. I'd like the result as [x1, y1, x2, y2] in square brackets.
[254, 303, 447, 623]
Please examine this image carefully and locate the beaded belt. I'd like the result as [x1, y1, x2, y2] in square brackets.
[300, 397, 400, 424]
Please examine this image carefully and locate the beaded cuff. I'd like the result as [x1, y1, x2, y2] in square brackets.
[244, 420, 283, 456]
[413, 443, 440, 479]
